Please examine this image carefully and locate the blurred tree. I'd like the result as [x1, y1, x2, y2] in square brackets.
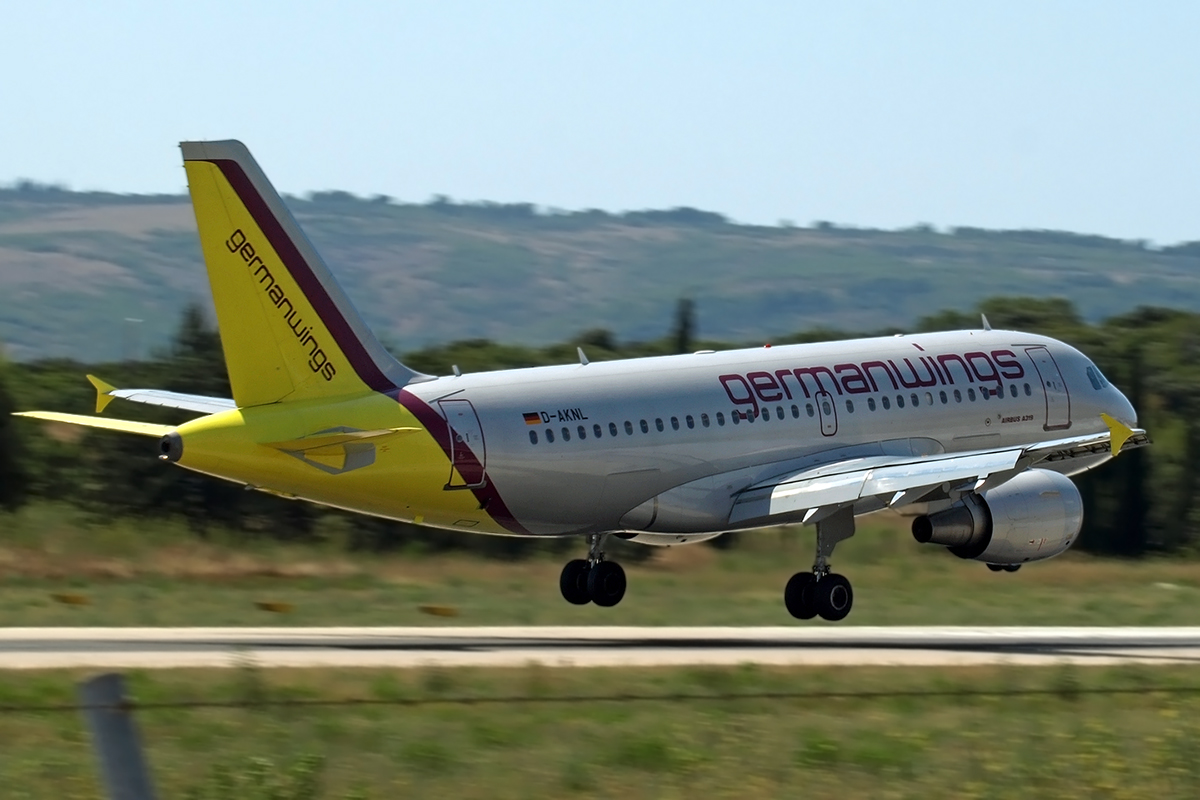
[0, 354, 28, 510]
[672, 298, 695, 355]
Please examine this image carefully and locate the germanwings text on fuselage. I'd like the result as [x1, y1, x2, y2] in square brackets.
[719, 348, 1026, 418]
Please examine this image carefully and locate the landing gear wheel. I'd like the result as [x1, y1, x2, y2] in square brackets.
[784, 572, 818, 620]
[816, 573, 853, 621]
[987, 563, 1004, 573]
[587, 561, 627, 607]
[1002, 564, 1021, 573]
[559, 559, 592, 605]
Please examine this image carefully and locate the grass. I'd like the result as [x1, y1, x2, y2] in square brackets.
[2, 503, 1200, 627]
[3, 663, 1200, 798]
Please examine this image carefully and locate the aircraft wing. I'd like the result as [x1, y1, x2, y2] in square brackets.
[87, 375, 235, 415]
[729, 415, 1148, 526]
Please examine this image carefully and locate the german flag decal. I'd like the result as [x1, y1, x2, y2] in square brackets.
[523, 412, 541, 425]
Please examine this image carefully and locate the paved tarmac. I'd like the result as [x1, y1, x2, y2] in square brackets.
[2, 627, 1200, 669]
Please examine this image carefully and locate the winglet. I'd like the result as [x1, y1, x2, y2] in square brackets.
[86, 374, 117, 414]
[1100, 412, 1135, 456]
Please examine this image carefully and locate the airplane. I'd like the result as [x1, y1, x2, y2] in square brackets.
[15, 140, 1149, 622]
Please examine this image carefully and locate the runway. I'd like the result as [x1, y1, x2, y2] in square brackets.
[2, 627, 1200, 669]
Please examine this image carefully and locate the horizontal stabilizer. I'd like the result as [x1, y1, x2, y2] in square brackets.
[87, 374, 235, 415]
[14, 411, 173, 438]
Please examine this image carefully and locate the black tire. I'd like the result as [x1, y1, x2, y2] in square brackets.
[559, 559, 592, 605]
[784, 572, 818, 620]
[1002, 564, 1021, 573]
[816, 573, 853, 622]
[987, 563, 1004, 572]
[587, 561, 627, 607]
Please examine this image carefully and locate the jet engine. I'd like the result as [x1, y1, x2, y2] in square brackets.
[613, 532, 725, 547]
[911, 469, 1082, 564]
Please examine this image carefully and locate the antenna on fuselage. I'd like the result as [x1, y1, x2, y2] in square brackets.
[981, 313, 992, 331]
[577, 347, 589, 366]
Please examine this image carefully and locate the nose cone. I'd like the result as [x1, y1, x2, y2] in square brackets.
[1112, 389, 1138, 428]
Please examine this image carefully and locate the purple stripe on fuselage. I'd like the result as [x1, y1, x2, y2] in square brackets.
[396, 389, 530, 535]
[210, 159, 396, 394]
[199, 157, 527, 535]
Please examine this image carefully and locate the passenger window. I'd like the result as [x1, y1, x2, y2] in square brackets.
[562, 427, 571, 441]
[776, 406, 784, 420]
[925, 392, 933, 406]
[939, 390, 947, 404]
[968, 389, 976, 402]
[821, 400, 832, 415]
[1024, 383, 1032, 396]
[868, 397, 876, 411]
[1009, 384, 1017, 398]
[578, 425, 587, 439]
[546, 428, 555, 443]
[625, 421, 634, 435]
[529, 430, 538, 445]
[791, 405, 800, 419]
[655, 418, 664, 432]
[594, 424, 603, 438]
[882, 396, 891, 410]
[732, 411, 741, 425]
[716, 412, 726, 426]
[806, 404, 815, 417]
[954, 389, 962, 403]
[911, 393, 919, 407]
[746, 409, 755, 423]
[671, 417, 680, 431]
[640, 419, 649, 433]
[981, 388, 989, 401]
[609, 422, 618, 437]
[897, 395, 905, 408]
[686, 415, 695, 429]
[701, 413, 710, 427]
[846, 400, 854, 413]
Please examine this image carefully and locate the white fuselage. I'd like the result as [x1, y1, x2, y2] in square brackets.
[405, 329, 1136, 536]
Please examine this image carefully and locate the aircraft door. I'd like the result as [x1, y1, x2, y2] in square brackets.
[439, 399, 488, 489]
[815, 390, 838, 436]
[1024, 346, 1072, 431]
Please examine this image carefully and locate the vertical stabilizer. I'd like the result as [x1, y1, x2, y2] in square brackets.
[181, 140, 425, 407]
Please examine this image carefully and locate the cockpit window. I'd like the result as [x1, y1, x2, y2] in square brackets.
[1086, 365, 1107, 391]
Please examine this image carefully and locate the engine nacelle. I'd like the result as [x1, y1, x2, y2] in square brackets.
[613, 531, 725, 547]
[911, 469, 1082, 564]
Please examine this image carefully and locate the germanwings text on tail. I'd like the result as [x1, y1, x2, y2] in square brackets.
[15, 141, 1149, 622]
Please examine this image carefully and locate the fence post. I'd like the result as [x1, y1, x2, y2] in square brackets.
[78, 673, 158, 800]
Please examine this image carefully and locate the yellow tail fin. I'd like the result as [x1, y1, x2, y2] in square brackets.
[181, 141, 426, 407]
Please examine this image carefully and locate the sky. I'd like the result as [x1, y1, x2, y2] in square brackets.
[2, 1, 1198, 245]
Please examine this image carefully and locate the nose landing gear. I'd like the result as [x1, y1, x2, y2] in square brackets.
[559, 533, 627, 607]
[784, 507, 856, 622]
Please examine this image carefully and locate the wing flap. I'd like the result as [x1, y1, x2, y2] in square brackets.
[731, 448, 1024, 524]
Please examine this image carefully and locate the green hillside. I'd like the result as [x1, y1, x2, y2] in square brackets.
[1, 183, 1198, 362]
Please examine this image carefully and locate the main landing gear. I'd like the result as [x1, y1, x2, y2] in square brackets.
[560, 533, 626, 607]
[987, 563, 1022, 573]
[784, 507, 856, 622]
